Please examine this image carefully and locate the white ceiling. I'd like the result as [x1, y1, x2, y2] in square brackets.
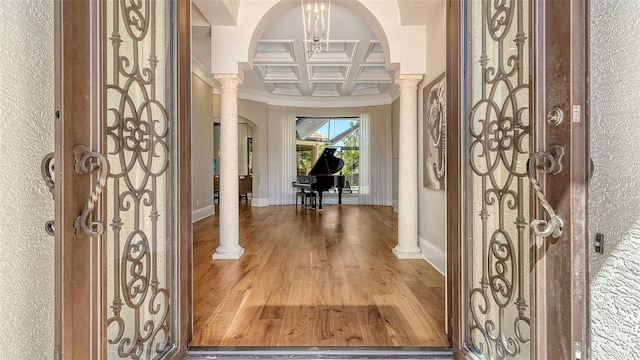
[243, 3, 395, 98]
[192, 1, 400, 101]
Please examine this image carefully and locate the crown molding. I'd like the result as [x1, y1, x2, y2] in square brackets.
[192, 56, 216, 89]
[237, 87, 393, 108]
[389, 85, 400, 102]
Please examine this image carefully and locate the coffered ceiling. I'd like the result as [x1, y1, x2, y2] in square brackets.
[193, 1, 399, 101]
[250, 38, 392, 97]
[245, 1, 395, 98]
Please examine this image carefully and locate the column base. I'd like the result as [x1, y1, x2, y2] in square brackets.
[393, 246, 423, 259]
[212, 246, 245, 260]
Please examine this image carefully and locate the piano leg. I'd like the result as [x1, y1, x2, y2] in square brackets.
[295, 190, 305, 208]
[318, 191, 323, 209]
[338, 187, 343, 205]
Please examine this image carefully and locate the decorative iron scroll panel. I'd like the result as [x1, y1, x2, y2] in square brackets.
[463, 0, 532, 359]
[105, 0, 175, 359]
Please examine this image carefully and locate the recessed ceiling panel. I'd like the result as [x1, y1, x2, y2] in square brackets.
[312, 83, 341, 97]
[254, 65, 301, 82]
[273, 83, 302, 96]
[363, 41, 385, 64]
[356, 65, 393, 83]
[305, 41, 359, 63]
[254, 40, 296, 63]
[307, 65, 349, 82]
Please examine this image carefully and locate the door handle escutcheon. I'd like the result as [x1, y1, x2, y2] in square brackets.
[73, 145, 109, 237]
[41, 152, 55, 236]
[527, 145, 565, 238]
[546, 107, 564, 126]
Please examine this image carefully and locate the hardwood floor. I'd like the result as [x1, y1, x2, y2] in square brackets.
[192, 205, 449, 347]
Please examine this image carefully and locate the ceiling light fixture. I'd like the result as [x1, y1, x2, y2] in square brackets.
[301, 0, 331, 53]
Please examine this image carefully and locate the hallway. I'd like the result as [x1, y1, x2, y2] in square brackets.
[191, 205, 448, 347]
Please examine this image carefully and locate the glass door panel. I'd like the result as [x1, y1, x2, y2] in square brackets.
[104, 0, 177, 358]
[462, 1, 532, 358]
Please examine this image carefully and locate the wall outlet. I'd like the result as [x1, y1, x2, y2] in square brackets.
[196, 199, 200, 206]
[595, 233, 604, 254]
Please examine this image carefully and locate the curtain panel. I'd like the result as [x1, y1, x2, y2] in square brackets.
[268, 105, 297, 205]
[238, 123, 249, 176]
[360, 105, 393, 206]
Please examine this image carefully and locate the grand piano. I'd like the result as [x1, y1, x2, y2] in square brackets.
[292, 148, 346, 209]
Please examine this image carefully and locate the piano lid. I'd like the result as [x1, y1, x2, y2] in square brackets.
[308, 148, 344, 176]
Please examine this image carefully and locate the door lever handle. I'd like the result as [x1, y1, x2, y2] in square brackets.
[40, 152, 55, 236]
[73, 145, 109, 237]
[527, 145, 564, 238]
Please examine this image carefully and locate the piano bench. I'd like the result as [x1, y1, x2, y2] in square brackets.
[296, 190, 317, 210]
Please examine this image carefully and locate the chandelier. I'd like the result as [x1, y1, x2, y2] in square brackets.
[301, 0, 331, 53]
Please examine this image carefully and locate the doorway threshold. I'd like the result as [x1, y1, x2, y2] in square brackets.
[187, 346, 453, 359]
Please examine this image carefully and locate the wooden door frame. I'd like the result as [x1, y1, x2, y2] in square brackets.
[55, 0, 192, 358]
[176, 0, 194, 357]
[533, 1, 590, 358]
[56, 0, 104, 357]
[445, 0, 590, 358]
[445, 0, 463, 356]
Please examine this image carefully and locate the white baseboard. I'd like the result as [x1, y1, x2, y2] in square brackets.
[418, 236, 445, 275]
[251, 198, 269, 207]
[392, 199, 398, 213]
[193, 205, 215, 223]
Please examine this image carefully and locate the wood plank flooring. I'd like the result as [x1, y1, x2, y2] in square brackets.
[192, 205, 448, 347]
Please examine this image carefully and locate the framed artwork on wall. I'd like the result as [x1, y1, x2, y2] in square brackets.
[423, 72, 446, 190]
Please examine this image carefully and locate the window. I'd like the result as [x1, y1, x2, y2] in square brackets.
[295, 117, 359, 193]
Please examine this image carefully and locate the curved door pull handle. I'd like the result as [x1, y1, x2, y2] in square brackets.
[527, 145, 565, 238]
[41, 152, 55, 236]
[73, 145, 109, 237]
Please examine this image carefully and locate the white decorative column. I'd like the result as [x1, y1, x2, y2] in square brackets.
[213, 74, 244, 259]
[393, 74, 424, 259]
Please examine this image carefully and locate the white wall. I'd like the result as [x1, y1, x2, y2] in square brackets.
[417, 5, 447, 274]
[197, 98, 396, 207]
[238, 98, 268, 205]
[235, 101, 371, 207]
[590, 1, 640, 358]
[0, 0, 55, 358]
[192, 74, 216, 221]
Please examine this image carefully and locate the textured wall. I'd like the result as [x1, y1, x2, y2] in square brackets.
[0, 0, 55, 358]
[590, 1, 640, 358]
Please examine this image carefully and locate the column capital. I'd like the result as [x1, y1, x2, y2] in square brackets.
[396, 74, 424, 90]
[214, 73, 243, 89]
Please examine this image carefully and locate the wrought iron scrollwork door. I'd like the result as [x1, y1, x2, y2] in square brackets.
[56, 0, 189, 358]
[104, 0, 176, 358]
[450, 0, 589, 357]
[462, 0, 532, 358]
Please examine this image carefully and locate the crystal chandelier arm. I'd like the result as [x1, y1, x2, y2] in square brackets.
[301, 0, 330, 53]
[325, 0, 330, 47]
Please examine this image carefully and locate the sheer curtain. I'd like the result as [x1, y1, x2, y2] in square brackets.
[360, 105, 392, 205]
[268, 105, 297, 205]
[238, 123, 249, 175]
